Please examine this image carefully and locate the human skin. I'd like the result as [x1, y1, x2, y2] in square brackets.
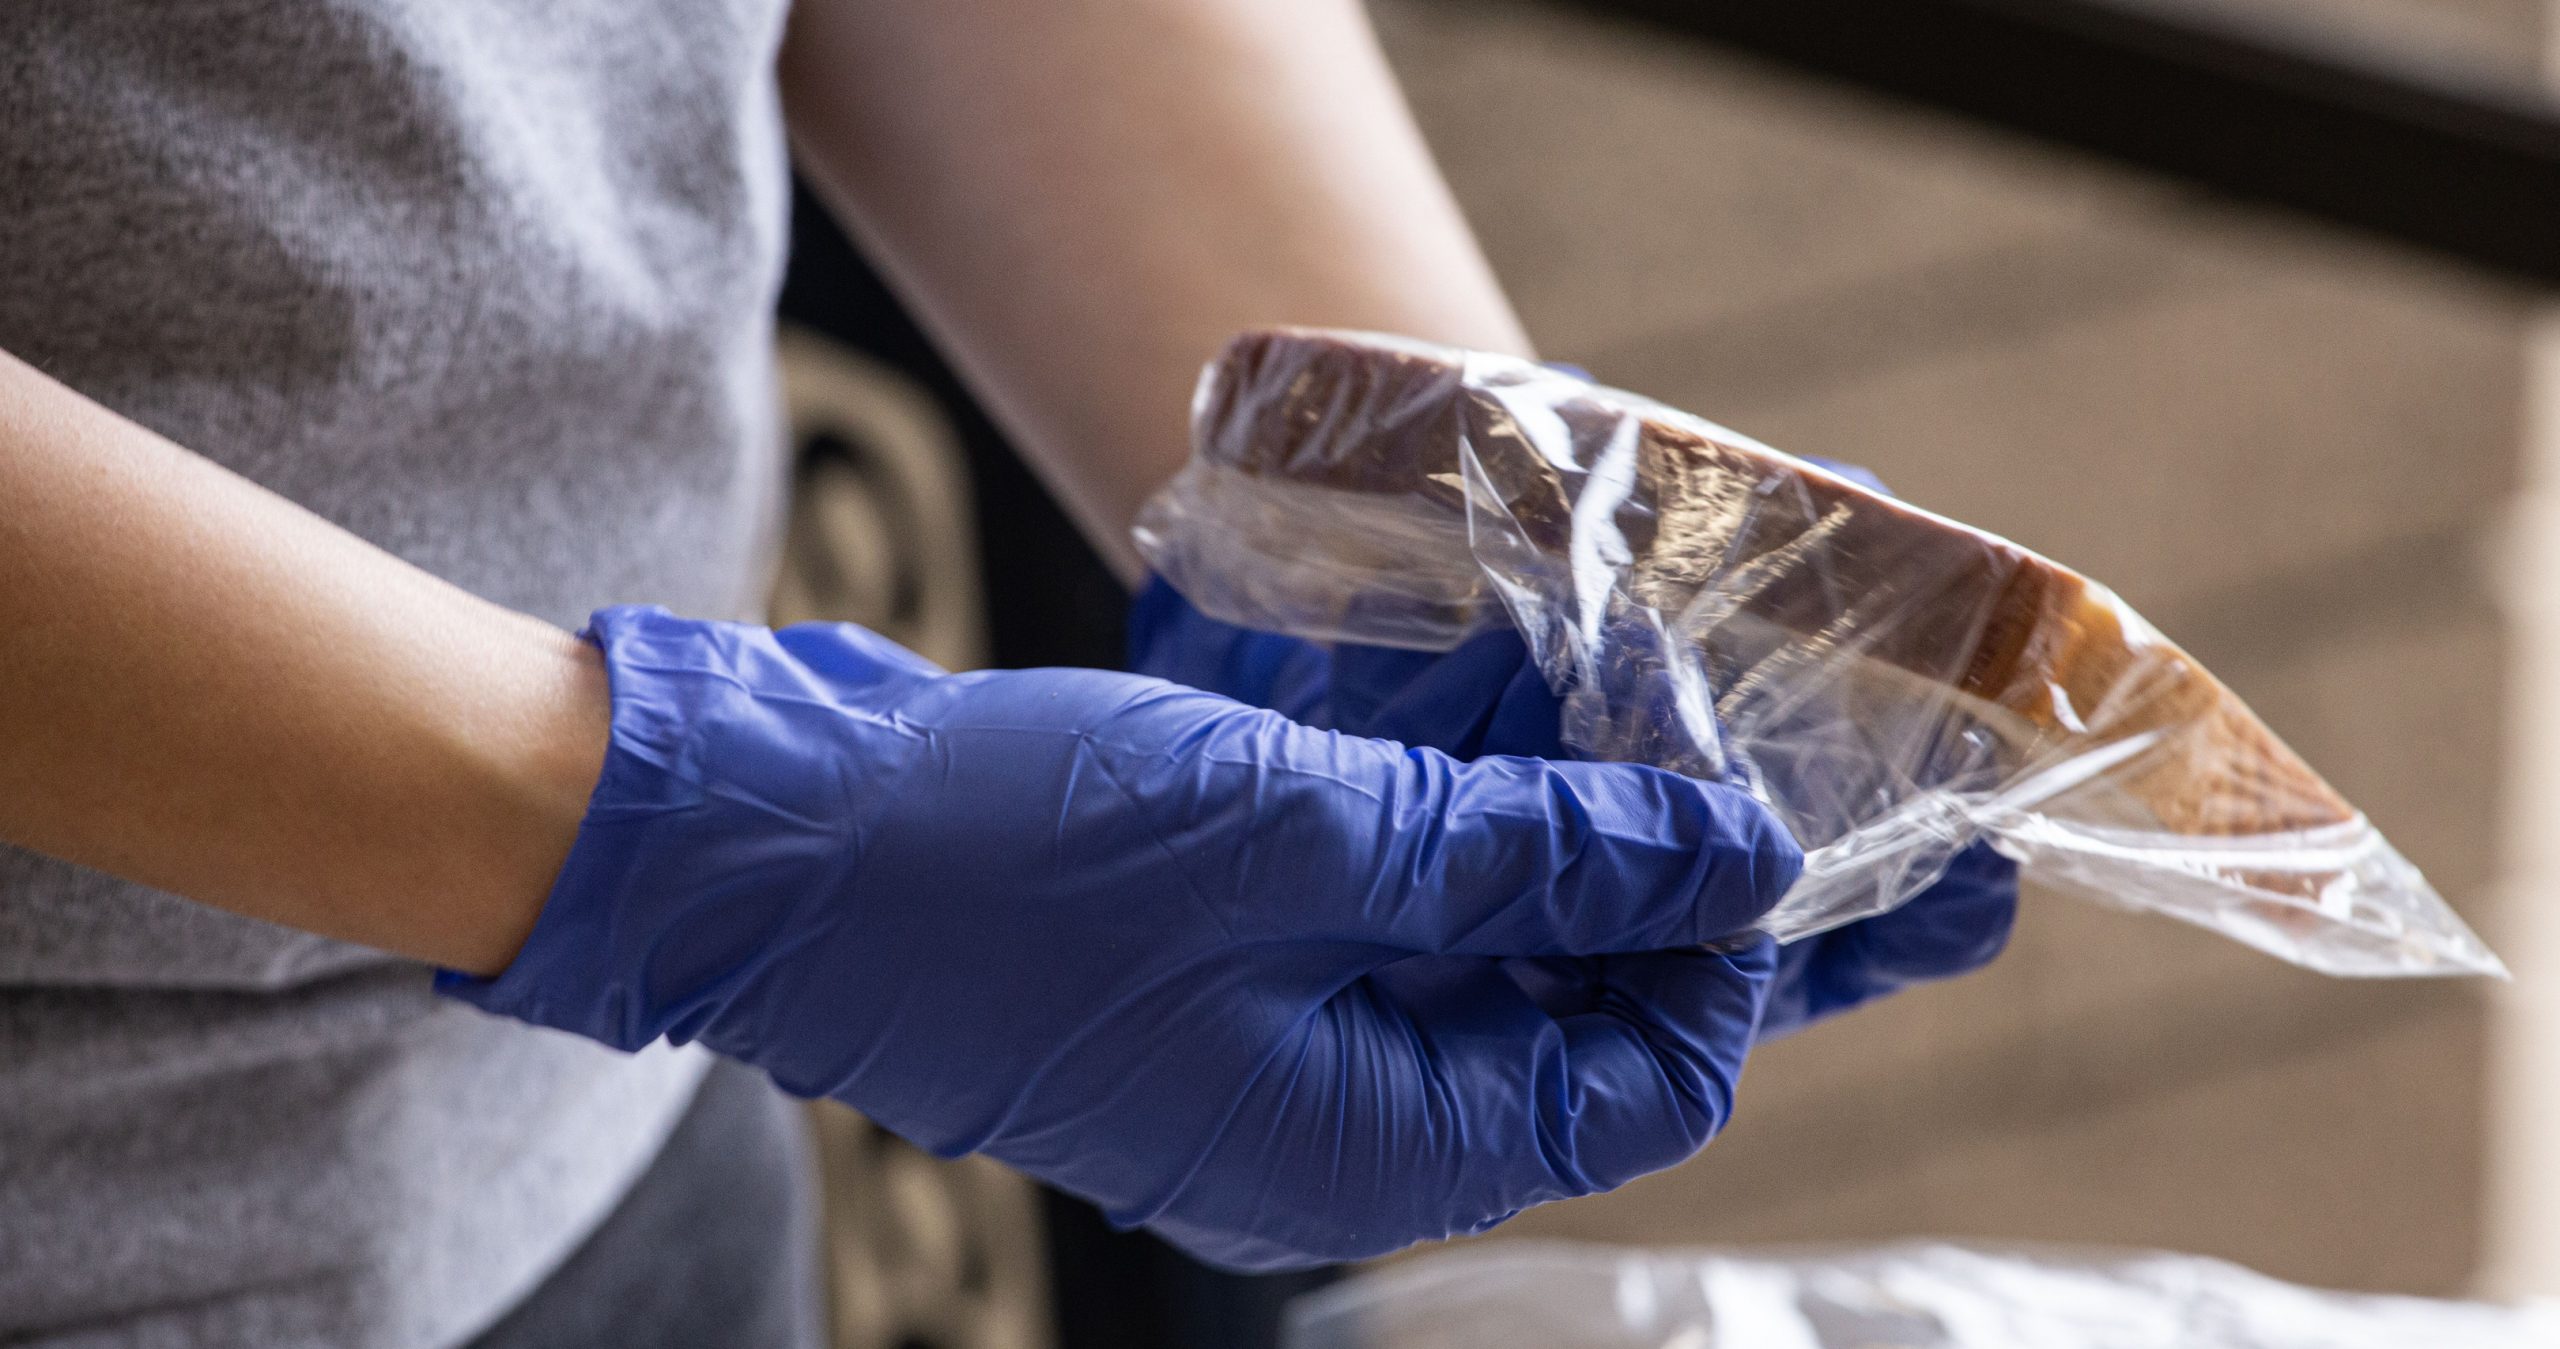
[0, 0, 1532, 973]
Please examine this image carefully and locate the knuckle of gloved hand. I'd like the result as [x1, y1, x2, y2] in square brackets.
[1579, 1091, 1726, 1185]
[1520, 763, 1802, 949]
[1661, 1049, 1751, 1161]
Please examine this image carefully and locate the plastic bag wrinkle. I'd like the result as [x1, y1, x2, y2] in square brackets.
[1134, 329, 2500, 979]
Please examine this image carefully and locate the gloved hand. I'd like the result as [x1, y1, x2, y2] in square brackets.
[441, 606, 1802, 1271]
[1129, 452, 2020, 1042]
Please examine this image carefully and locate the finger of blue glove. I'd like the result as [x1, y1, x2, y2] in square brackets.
[1538, 941, 1776, 1189]
[1138, 938, 1776, 1270]
[1758, 841, 2019, 1040]
[1044, 683, 1802, 956]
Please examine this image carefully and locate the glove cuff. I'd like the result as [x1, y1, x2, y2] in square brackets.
[436, 606, 799, 1052]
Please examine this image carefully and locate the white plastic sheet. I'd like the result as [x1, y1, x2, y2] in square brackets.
[1283, 1243, 2560, 1349]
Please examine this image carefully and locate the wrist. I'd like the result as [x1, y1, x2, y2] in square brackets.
[441, 615, 613, 976]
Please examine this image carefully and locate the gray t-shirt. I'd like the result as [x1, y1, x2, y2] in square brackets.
[0, 2, 795, 1343]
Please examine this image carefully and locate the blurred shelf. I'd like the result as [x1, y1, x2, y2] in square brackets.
[1514, 0, 2560, 290]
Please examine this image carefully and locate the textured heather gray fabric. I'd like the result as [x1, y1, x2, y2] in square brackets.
[462, 1059, 823, 1349]
[0, 1, 795, 1344]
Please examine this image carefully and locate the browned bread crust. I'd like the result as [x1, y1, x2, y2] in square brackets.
[1193, 328, 2355, 841]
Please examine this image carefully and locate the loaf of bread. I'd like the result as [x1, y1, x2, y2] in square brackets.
[1174, 327, 2355, 850]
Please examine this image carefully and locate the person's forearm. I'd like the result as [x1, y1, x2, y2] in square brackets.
[0, 349, 604, 974]
[780, 0, 1529, 579]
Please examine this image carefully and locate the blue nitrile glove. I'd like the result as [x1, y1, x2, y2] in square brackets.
[1129, 451, 2019, 1042]
[441, 605, 1803, 1271]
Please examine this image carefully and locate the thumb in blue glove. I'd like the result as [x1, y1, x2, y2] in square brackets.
[442, 606, 1801, 1270]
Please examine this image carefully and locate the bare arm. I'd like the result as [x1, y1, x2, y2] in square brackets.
[2, 0, 1517, 974]
[0, 350, 602, 974]
[780, 0, 1529, 579]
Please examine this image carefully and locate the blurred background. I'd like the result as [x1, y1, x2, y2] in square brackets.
[767, 0, 2560, 1343]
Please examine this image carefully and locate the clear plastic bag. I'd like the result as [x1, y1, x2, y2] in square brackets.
[1282, 1242, 2560, 1349]
[1134, 329, 2501, 978]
